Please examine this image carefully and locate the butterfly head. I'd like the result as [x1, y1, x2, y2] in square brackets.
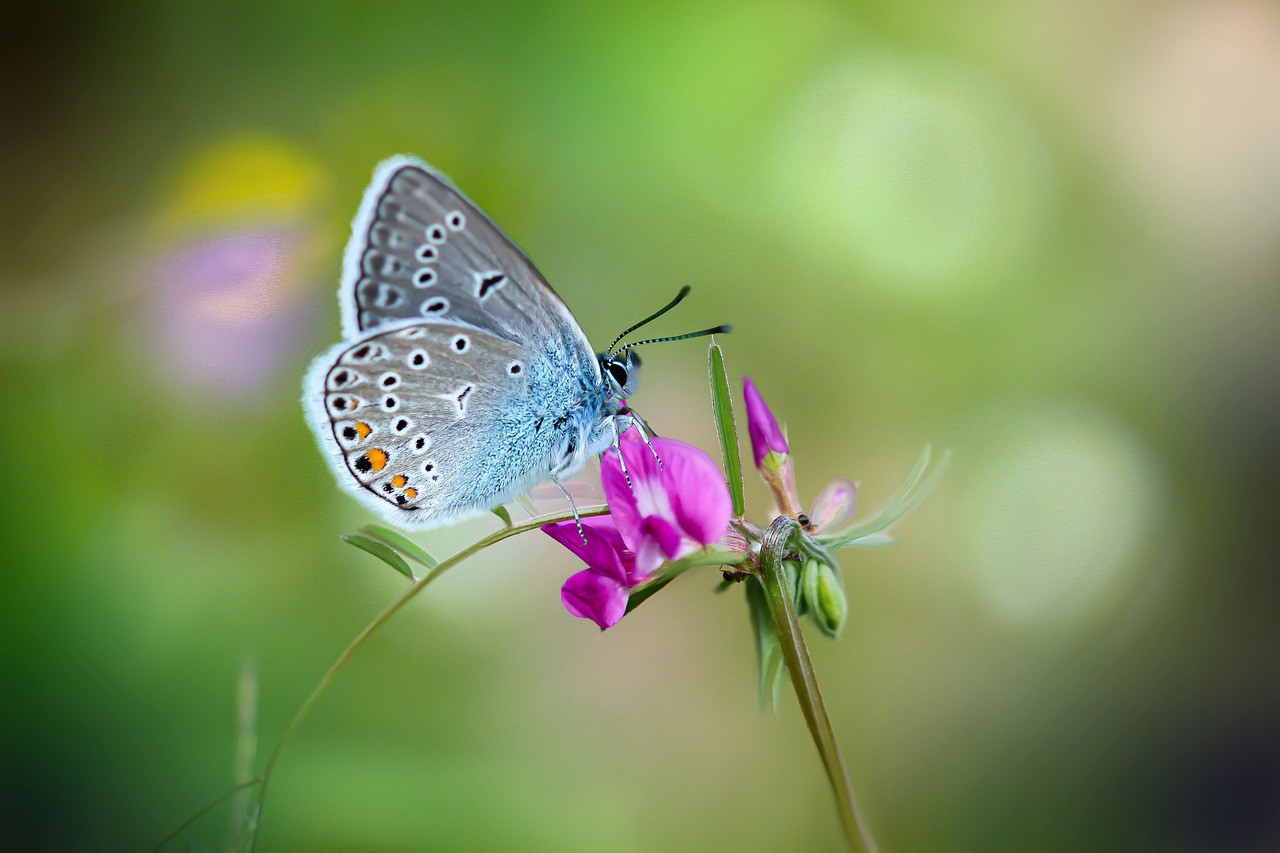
[600, 349, 642, 399]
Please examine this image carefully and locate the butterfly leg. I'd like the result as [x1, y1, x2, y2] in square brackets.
[610, 419, 635, 490]
[551, 475, 586, 543]
[620, 406, 663, 471]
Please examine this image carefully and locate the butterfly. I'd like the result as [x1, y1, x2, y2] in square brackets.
[303, 156, 726, 530]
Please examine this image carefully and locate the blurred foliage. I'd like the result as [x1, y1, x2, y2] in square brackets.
[3, 1, 1280, 850]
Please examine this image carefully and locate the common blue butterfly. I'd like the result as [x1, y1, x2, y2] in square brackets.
[303, 156, 725, 529]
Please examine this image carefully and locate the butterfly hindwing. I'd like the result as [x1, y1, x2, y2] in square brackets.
[341, 156, 582, 347]
[304, 320, 581, 527]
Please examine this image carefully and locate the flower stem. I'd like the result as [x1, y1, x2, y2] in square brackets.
[757, 515, 879, 853]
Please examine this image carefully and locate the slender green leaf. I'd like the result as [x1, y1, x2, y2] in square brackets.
[708, 342, 746, 515]
[342, 534, 415, 581]
[820, 447, 949, 549]
[746, 577, 786, 711]
[359, 525, 438, 569]
[624, 574, 676, 614]
[490, 505, 513, 527]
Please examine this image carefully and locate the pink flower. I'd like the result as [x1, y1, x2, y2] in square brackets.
[543, 430, 733, 628]
[544, 517, 645, 630]
[742, 377, 802, 517]
[601, 431, 733, 575]
[743, 377, 789, 468]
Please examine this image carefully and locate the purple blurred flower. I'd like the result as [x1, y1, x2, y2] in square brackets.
[544, 517, 647, 630]
[147, 228, 309, 399]
[743, 376, 789, 468]
[543, 430, 733, 628]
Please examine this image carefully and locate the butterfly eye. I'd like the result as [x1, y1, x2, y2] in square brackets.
[445, 210, 466, 231]
[608, 362, 628, 387]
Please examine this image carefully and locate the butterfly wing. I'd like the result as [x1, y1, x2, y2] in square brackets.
[340, 155, 591, 355]
[303, 320, 593, 528]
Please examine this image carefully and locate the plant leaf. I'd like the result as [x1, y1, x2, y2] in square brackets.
[342, 534, 415, 581]
[708, 342, 746, 516]
[490, 505, 513, 527]
[359, 525, 438, 569]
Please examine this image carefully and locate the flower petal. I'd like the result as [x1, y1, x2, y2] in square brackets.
[809, 478, 858, 532]
[542, 517, 632, 584]
[561, 568, 630, 629]
[659, 437, 734, 547]
[743, 377, 789, 468]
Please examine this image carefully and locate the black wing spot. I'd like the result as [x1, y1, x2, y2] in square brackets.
[452, 335, 469, 352]
[508, 362, 522, 375]
[426, 224, 446, 244]
[396, 494, 408, 505]
[383, 396, 399, 410]
[423, 297, 450, 315]
[395, 418, 409, 432]
[352, 345, 370, 359]
[456, 385, 472, 413]
[332, 397, 348, 411]
[342, 426, 357, 440]
[446, 210, 466, 230]
[382, 482, 394, 493]
[413, 268, 437, 288]
[354, 455, 373, 473]
[415, 244, 439, 263]
[477, 274, 506, 299]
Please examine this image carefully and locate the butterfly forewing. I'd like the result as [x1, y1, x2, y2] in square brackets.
[343, 157, 579, 345]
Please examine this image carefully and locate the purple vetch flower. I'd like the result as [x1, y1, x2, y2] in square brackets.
[742, 377, 802, 517]
[600, 430, 733, 576]
[543, 429, 734, 628]
[743, 377, 789, 468]
[543, 517, 646, 629]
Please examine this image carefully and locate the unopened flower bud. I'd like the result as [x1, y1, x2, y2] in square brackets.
[802, 559, 847, 637]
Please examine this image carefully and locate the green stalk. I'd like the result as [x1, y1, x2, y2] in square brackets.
[757, 516, 879, 853]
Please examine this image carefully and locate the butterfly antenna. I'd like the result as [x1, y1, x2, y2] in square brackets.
[617, 324, 732, 355]
[607, 286, 692, 354]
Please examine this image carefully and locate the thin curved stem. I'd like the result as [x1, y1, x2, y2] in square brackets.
[757, 515, 878, 853]
[150, 778, 262, 852]
[160, 507, 608, 853]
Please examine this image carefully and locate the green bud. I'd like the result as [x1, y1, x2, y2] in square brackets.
[803, 560, 847, 638]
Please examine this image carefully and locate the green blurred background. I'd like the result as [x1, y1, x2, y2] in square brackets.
[3, 1, 1280, 850]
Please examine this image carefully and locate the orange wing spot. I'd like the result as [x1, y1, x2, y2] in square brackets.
[391, 474, 407, 488]
[355, 421, 372, 440]
[367, 448, 389, 472]
[403, 488, 417, 500]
